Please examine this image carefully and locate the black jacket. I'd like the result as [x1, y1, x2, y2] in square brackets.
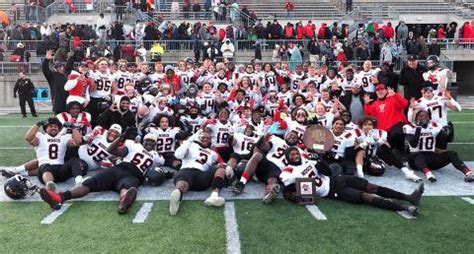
[340, 91, 364, 112]
[399, 64, 426, 100]
[42, 59, 68, 113]
[97, 109, 136, 131]
[14, 78, 35, 97]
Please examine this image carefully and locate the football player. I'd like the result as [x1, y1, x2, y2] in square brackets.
[232, 131, 303, 204]
[169, 131, 227, 215]
[422, 55, 449, 91]
[404, 110, 474, 182]
[356, 60, 375, 94]
[204, 107, 235, 161]
[227, 125, 260, 179]
[39, 131, 165, 214]
[280, 147, 423, 216]
[324, 118, 356, 175]
[181, 101, 206, 134]
[28, 118, 86, 190]
[354, 117, 421, 181]
[146, 114, 191, 169]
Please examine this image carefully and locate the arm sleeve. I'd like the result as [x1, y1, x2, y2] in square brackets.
[364, 102, 375, 116]
[405, 126, 421, 147]
[175, 140, 192, 160]
[42, 59, 53, 80]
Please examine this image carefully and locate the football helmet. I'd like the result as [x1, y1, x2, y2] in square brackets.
[145, 167, 166, 186]
[426, 55, 440, 70]
[4, 175, 39, 200]
[363, 156, 386, 176]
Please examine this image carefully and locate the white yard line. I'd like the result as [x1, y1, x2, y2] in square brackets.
[132, 202, 154, 224]
[41, 203, 72, 224]
[0, 126, 30, 128]
[397, 211, 416, 219]
[224, 202, 241, 254]
[461, 197, 474, 204]
[305, 205, 327, 220]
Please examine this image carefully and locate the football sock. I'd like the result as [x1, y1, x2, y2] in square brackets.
[62, 191, 72, 201]
[240, 172, 250, 184]
[463, 168, 472, 175]
[376, 186, 406, 200]
[422, 167, 431, 174]
[14, 165, 27, 176]
[371, 197, 403, 211]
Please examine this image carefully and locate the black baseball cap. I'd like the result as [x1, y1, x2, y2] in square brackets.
[407, 55, 418, 61]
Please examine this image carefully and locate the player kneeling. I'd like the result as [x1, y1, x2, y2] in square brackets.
[39, 131, 165, 214]
[169, 131, 228, 216]
[280, 148, 424, 216]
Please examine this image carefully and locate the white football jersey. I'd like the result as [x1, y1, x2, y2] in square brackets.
[149, 72, 165, 85]
[279, 160, 330, 198]
[356, 70, 375, 93]
[78, 131, 114, 170]
[331, 131, 355, 158]
[56, 112, 92, 136]
[278, 90, 294, 107]
[176, 70, 193, 88]
[89, 71, 115, 98]
[232, 133, 259, 156]
[115, 70, 131, 92]
[403, 122, 442, 152]
[178, 141, 218, 171]
[354, 128, 387, 157]
[412, 94, 459, 127]
[197, 93, 216, 115]
[266, 136, 290, 168]
[286, 119, 307, 144]
[181, 115, 206, 134]
[208, 121, 234, 147]
[263, 71, 279, 92]
[35, 133, 71, 166]
[423, 68, 449, 90]
[147, 127, 181, 153]
[313, 112, 334, 130]
[122, 140, 164, 174]
[289, 72, 305, 91]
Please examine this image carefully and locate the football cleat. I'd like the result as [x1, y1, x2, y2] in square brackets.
[408, 182, 424, 206]
[169, 189, 182, 216]
[425, 172, 437, 182]
[404, 205, 419, 217]
[204, 195, 225, 207]
[117, 187, 137, 215]
[0, 169, 17, 178]
[232, 182, 245, 195]
[465, 172, 474, 182]
[39, 188, 62, 210]
[405, 171, 422, 183]
[262, 184, 280, 205]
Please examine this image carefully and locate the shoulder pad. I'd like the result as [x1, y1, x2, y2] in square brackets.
[354, 128, 362, 137]
[344, 132, 352, 139]
[283, 167, 293, 173]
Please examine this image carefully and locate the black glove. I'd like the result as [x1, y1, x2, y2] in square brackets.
[36, 120, 48, 127]
[63, 122, 74, 129]
[164, 171, 175, 180]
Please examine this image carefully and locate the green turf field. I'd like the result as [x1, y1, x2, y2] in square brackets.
[1, 111, 474, 253]
[0, 198, 473, 253]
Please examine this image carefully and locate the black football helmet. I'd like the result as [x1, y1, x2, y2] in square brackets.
[426, 55, 440, 70]
[4, 175, 39, 200]
[145, 167, 166, 186]
[363, 156, 386, 176]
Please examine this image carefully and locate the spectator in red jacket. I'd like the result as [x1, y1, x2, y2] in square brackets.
[284, 23, 294, 39]
[120, 43, 136, 63]
[163, 65, 182, 95]
[364, 84, 409, 156]
[383, 22, 395, 40]
[304, 21, 315, 39]
[296, 22, 304, 40]
[437, 25, 446, 39]
[318, 23, 326, 39]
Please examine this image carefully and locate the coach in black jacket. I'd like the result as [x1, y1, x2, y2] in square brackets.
[42, 49, 68, 114]
[97, 96, 136, 131]
[399, 55, 426, 100]
[14, 72, 37, 118]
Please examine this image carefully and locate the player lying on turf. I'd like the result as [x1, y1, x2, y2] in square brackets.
[39, 131, 166, 214]
[169, 130, 228, 216]
[280, 147, 424, 216]
[232, 131, 304, 204]
[404, 110, 474, 182]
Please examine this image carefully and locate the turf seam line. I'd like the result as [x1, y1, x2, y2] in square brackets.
[461, 197, 474, 204]
[40, 203, 72, 224]
[224, 202, 241, 254]
[132, 202, 154, 223]
[305, 205, 328, 220]
[397, 211, 416, 219]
